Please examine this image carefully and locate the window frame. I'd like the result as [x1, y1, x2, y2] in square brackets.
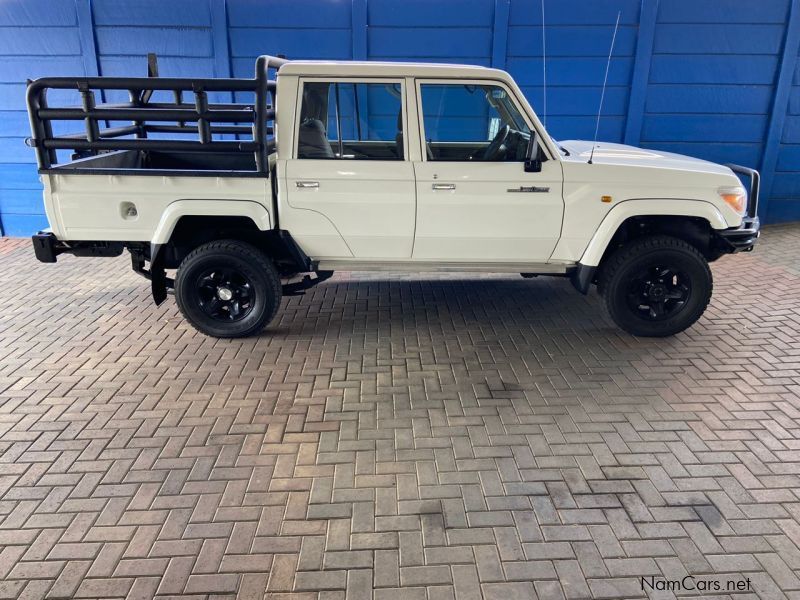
[414, 78, 551, 164]
[293, 77, 408, 161]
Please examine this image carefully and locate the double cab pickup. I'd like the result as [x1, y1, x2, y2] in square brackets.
[26, 56, 760, 338]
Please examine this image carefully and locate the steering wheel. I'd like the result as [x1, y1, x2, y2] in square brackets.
[481, 124, 511, 161]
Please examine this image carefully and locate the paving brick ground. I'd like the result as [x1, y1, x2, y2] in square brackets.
[0, 225, 799, 599]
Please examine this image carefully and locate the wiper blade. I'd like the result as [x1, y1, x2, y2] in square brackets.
[559, 145, 570, 156]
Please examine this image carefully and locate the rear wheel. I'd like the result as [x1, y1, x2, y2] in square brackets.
[598, 235, 712, 337]
[175, 240, 281, 338]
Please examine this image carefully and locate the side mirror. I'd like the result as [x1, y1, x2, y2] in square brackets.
[524, 134, 543, 173]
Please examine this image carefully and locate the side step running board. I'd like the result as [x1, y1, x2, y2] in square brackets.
[282, 270, 334, 296]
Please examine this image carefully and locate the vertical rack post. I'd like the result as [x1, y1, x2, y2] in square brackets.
[194, 85, 211, 143]
[254, 56, 268, 173]
[78, 83, 99, 144]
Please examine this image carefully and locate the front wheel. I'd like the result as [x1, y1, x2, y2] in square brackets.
[598, 235, 712, 337]
[175, 240, 282, 338]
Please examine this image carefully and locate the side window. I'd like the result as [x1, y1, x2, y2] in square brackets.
[297, 81, 404, 160]
[419, 83, 531, 162]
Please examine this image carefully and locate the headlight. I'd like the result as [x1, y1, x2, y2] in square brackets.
[717, 186, 747, 215]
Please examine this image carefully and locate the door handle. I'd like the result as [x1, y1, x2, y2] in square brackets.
[432, 183, 456, 190]
[296, 181, 319, 188]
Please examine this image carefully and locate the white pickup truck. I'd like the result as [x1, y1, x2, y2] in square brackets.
[26, 55, 760, 338]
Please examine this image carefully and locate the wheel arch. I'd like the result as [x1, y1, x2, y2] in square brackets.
[579, 200, 727, 268]
[151, 199, 271, 245]
[144, 203, 310, 306]
[151, 206, 309, 276]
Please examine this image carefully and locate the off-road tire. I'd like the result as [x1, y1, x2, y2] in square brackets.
[598, 235, 712, 337]
[175, 240, 282, 338]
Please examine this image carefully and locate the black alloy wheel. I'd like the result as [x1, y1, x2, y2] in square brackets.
[175, 240, 282, 338]
[625, 265, 691, 321]
[599, 235, 712, 337]
[194, 267, 255, 322]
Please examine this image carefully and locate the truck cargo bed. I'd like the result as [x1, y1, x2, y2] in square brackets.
[48, 150, 260, 177]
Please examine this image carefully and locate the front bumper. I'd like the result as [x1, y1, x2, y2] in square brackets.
[715, 216, 760, 252]
[719, 163, 761, 253]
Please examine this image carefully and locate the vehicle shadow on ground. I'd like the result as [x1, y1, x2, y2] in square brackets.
[271, 275, 614, 338]
[259, 276, 690, 419]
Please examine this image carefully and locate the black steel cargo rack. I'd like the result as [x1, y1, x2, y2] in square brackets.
[25, 54, 287, 177]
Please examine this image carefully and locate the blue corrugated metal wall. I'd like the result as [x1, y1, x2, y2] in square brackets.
[1, 0, 798, 235]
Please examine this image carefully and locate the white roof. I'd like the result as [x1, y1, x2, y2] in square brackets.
[278, 60, 509, 80]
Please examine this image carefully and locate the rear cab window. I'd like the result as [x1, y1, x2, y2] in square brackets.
[296, 80, 405, 160]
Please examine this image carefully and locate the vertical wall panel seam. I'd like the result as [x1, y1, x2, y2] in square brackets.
[210, 0, 233, 80]
[74, 0, 105, 130]
[209, 0, 234, 118]
[491, 0, 510, 69]
[352, 0, 368, 60]
[760, 0, 800, 220]
[75, 0, 100, 77]
[623, 0, 657, 146]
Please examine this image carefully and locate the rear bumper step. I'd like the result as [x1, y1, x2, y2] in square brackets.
[32, 232, 59, 263]
[31, 232, 125, 263]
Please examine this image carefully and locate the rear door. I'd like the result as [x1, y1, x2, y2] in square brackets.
[412, 79, 564, 262]
[284, 78, 415, 259]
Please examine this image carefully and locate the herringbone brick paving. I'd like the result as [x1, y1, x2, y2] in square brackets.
[0, 225, 799, 599]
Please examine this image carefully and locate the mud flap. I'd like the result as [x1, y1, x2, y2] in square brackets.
[570, 263, 597, 295]
[130, 244, 170, 306]
[151, 266, 168, 305]
[149, 244, 169, 305]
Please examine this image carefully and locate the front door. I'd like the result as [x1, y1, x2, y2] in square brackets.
[412, 80, 564, 262]
[285, 79, 415, 259]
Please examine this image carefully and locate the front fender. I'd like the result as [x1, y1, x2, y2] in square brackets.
[151, 199, 272, 245]
[578, 199, 727, 267]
